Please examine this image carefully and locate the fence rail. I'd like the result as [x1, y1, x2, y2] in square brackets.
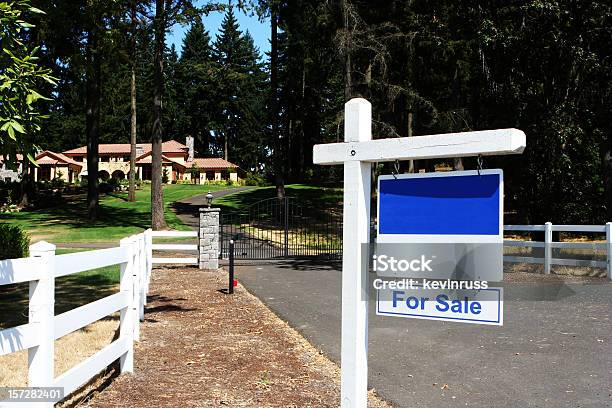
[150, 230, 198, 265]
[503, 222, 612, 278]
[0, 230, 154, 407]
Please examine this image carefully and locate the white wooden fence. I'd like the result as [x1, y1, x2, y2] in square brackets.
[0, 230, 153, 407]
[150, 230, 198, 265]
[504, 222, 612, 278]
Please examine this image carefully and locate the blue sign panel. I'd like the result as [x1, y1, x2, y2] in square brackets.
[378, 170, 502, 236]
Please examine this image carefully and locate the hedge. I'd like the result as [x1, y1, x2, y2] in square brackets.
[0, 224, 30, 260]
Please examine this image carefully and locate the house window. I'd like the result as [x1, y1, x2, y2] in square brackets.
[142, 165, 152, 180]
[206, 171, 214, 181]
[221, 171, 230, 181]
[100, 156, 109, 162]
[39, 166, 51, 181]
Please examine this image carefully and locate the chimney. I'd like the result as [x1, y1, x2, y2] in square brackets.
[186, 136, 194, 162]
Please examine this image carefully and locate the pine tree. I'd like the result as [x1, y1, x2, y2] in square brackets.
[163, 44, 181, 138]
[211, 6, 267, 168]
[233, 31, 267, 171]
[178, 17, 215, 155]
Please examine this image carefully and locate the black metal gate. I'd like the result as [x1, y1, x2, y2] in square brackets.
[220, 197, 342, 259]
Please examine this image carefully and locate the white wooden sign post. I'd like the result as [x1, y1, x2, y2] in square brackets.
[313, 98, 526, 408]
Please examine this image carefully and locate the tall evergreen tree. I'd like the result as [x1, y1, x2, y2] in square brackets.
[212, 6, 267, 168]
[178, 17, 215, 155]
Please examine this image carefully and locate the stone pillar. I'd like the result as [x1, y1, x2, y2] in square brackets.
[199, 208, 220, 269]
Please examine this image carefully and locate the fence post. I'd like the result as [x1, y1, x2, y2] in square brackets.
[28, 241, 56, 408]
[229, 240, 235, 294]
[199, 207, 220, 269]
[284, 198, 289, 257]
[544, 222, 552, 274]
[145, 229, 152, 294]
[131, 236, 140, 342]
[339, 98, 371, 407]
[119, 237, 134, 373]
[606, 222, 612, 280]
[138, 234, 145, 322]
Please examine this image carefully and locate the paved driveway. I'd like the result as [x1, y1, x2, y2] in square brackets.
[171, 186, 253, 228]
[231, 260, 612, 408]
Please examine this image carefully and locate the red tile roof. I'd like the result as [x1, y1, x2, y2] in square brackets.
[187, 158, 237, 169]
[35, 151, 83, 168]
[62, 140, 188, 155]
[135, 151, 186, 168]
[0, 154, 24, 163]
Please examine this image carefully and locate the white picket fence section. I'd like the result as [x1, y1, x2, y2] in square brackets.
[0, 230, 154, 407]
[504, 222, 612, 278]
[150, 230, 198, 265]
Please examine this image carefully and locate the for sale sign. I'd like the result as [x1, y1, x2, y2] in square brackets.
[375, 170, 504, 325]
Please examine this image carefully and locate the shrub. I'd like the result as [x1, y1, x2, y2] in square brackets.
[0, 180, 21, 205]
[162, 168, 169, 184]
[244, 172, 267, 186]
[0, 224, 30, 260]
[99, 182, 114, 193]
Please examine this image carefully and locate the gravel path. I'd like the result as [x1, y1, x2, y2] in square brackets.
[83, 266, 391, 407]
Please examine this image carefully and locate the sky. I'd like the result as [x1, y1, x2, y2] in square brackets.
[167, 8, 270, 60]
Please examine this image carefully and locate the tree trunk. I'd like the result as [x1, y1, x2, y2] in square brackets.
[128, 2, 137, 202]
[86, 25, 101, 221]
[342, 0, 352, 100]
[407, 111, 414, 173]
[224, 130, 229, 161]
[19, 158, 32, 207]
[453, 158, 464, 171]
[604, 146, 612, 221]
[270, 4, 284, 199]
[151, 0, 167, 230]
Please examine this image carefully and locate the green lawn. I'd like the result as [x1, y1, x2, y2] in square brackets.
[0, 248, 120, 329]
[0, 184, 234, 243]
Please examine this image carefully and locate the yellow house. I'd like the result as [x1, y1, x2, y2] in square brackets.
[34, 151, 83, 183]
[35, 137, 241, 184]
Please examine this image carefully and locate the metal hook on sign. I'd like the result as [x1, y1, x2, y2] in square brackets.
[392, 159, 400, 179]
[477, 154, 484, 176]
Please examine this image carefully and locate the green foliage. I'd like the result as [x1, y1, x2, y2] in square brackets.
[0, 223, 29, 260]
[0, 180, 20, 205]
[10, 0, 611, 225]
[270, 0, 612, 224]
[162, 167, 169, 184]
[176, 17, 216, 155]
[0, 0, 56, 163]
[188, 163, 200, 180]
[210, 6, 268, 169]
[244, 171, 267, 186]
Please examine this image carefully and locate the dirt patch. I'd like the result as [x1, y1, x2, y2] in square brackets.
[82, 266, 391, 408]
[0, 317, 118, 387]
